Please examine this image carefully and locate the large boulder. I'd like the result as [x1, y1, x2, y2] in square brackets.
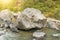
[17, 8, 47, 30]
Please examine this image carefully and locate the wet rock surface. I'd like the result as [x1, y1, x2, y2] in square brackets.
[33, 31, 46, 40]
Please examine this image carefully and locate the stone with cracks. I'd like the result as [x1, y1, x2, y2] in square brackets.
[17, 8, 47, 30]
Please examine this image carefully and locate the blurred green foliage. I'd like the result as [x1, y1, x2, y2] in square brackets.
[0, 0, 60, 20]
[21, 0, 60, 20]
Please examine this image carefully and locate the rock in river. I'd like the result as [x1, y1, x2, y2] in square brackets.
[52, 33, 60, 37]
[33, 31, 46, 40]
[47, 18, 60, 30]
[17, 8, 47, 30]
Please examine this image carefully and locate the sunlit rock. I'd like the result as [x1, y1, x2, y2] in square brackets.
[0, 9, 13, 20]
[0, 9, 19, 32]
[0, 9, 14, 30]
[17, 8, 47, 30]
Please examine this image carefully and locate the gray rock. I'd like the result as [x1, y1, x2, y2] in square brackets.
[33, 31, 46, 40]
[0, 8, 47, 32]
[47, 18, 60, 30]
[0, 9, 13, 28]
[0, 9, 19, 32]
[52, 34, 60, 37]
[0, 9, 13, 20]
[17, 8, 47, 30]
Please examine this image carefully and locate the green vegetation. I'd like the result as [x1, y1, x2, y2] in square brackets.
[22, 0, 60, 20]
[0, 0, 60, 20]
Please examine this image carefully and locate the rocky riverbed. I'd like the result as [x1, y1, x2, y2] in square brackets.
[0, 27, 60, 40]
[0, 8, 60, 40]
